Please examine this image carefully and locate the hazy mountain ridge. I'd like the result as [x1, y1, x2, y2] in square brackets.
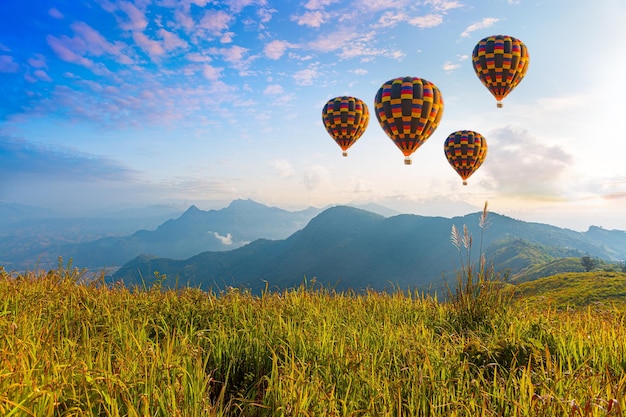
[1, 199, 322, 270]
[4, 199, 626, 289]
[0, 203, 184, 269]
[112, 205, 626, 293]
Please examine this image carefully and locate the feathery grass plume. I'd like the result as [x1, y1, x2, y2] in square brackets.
[451, 224, 460, 250]
[447, 201, 510, 332]
[478, 201, 488, 264]
[462, 224, 470, 250]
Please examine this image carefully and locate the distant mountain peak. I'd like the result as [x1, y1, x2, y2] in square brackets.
[185, 204, 201, 213]
[176, 205, 205, 221]
[227, 199, 266, 209]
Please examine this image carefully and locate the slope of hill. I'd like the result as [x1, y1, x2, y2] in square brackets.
[512, 271, 626, 308]
[509, 257, 586, 283]
[112, 206, 626, 294]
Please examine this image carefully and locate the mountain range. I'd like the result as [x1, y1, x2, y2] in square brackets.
[0, 200, 322, 270]
[111, 204, 626, 294]
[0, 202, 183, 269]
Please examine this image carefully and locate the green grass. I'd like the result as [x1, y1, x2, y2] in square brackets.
[2, 262, 626, 416]
[513, 270, 626, 309]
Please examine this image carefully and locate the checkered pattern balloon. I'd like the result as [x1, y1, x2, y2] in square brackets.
[444, 130, 488, 185]
[472, 35, 529, 108]
[374, 77, 444, 165]
[322, 96, 370, 157]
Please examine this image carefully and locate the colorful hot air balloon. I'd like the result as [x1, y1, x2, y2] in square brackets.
[443, 130, 488, 185]
[321, 96, 369, 157]
[374, 76, 444, 165]
[472, 35, 529, 108]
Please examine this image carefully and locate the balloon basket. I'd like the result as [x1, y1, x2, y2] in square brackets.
[404, 157, 412, 165]
[463, 181, 468, 186]
[342, 151, 348, 157]
[497, 102, 503, 108]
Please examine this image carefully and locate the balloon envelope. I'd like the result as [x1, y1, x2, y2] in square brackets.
[374, 76, 444, 164]
[322, 96, 369, 157]
[444, 130, 488, 185]
[472, 35, 529, 108]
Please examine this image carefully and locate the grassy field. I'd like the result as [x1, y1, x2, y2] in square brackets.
[1, 260, 626, 417]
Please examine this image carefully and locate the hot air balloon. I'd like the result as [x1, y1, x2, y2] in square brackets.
[472, 35, 529, 108]
[321, 96, 369, 157]
[374, 76, 444, 165]
[443, 130, 488, 185]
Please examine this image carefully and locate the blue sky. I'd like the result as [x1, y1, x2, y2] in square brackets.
[1, 0, 625, 231]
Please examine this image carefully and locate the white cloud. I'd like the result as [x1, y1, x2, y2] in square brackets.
[443, 61, 460, 72]
[186, 52, 212, 62]
[271, 159, 295, 177]
[357, 0, 398, 13]
[408, 14, 443, 28]
[117, 1, 148, 31]
[304, 0, 337, 9]
[482, 126, 574, 198]
[203, 64, 223, 80]
[264, 40, 296, 60]
[461, 17, 500, 38]
[307, 35, 344, 53]
[377, 11, 407, 28]
[220, 32, 235, 43]
[425, 0, 463, 12]
[132, 32, 165, 61]
[158, 28, 189, 51]
[293, 67, 319, 86]
[175, 9, 196, 32]
[302, 165, 333, 191]
[199, 10, 233, 35]
[292, 10, 328, 27]
[211, 231, 233, 245]
[219, 45, 248, 63]
[263, 84, 284, 95]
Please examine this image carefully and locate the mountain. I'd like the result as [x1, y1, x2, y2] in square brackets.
[1, 199, 322, 270]
[112, 206, 626, 294]
[0, 203, 183, 269]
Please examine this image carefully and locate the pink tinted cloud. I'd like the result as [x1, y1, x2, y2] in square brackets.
[292, 10, 327, 27]
[158, 28, 189, 51]
[175, 9, 196, 32]
[219, 45, 248, 63]
[48, 8, 64, 19]
[0, 55, 19, 73]
[28, 54, 48, 69]
[199, 10, 233, 35]
[71, 22, 134, 64]
[203, 64, 223, 80]
[33, 69, 53, 82]
[117, 1, 148, 31]
[47, 35, 94, 67]
[264, 40, 295, 60]
[132, 32, 165, 60]
[47, 21, 134, 69]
